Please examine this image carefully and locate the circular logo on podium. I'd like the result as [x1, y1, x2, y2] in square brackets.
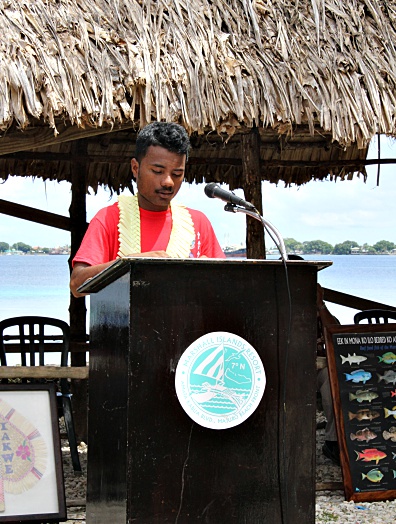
[175, 332, 266, 429]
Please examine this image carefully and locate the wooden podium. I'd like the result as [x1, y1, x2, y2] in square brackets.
[82, 258, 330, 523]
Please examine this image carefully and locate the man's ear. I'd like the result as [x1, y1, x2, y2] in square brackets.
[131, 158, 139, 179]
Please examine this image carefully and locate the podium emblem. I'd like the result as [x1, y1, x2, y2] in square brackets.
[175, 332, 266, 429]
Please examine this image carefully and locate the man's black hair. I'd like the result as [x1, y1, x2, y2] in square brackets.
[135, 122, 190, 162]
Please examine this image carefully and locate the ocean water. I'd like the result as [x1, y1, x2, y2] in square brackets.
[0, 254, 395, 326]
[0, 255, 71, 323]
[303, 254, 396, 323]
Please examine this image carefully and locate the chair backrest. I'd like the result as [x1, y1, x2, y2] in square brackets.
[0, 316, 70, 369]
[354, 309, 396, 325]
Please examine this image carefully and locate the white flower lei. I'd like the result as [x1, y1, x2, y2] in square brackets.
[117, 194, 195, 258]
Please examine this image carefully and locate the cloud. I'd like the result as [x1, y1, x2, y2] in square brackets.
[261, 158, 396, 245]
[300, 210, 370, 228]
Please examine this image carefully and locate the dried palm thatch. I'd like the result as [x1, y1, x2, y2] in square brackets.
[0, 0, 394, 189]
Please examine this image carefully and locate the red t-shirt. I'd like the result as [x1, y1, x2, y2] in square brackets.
[73, 202, 225, 266]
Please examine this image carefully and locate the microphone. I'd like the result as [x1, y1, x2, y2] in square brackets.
[204, 183, 257, 211]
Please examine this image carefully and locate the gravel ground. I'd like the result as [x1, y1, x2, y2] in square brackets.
[62, 439, 87, 524]
[61, 412, 396, 523]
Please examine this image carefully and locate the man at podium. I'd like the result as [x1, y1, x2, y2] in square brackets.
[70, 121, 225, 297]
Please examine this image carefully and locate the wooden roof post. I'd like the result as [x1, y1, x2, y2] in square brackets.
[241, 128, 265, 259]
[68, 138, 89, 443]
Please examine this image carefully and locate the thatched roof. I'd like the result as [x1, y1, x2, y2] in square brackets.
[0, 0, 395, 190]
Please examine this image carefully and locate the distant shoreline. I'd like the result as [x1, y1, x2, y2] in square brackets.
[0, 250, 396, 258]
[0, 253, 70, 256]
[3, 252, 396, 257]
[224, 252, 396, 257]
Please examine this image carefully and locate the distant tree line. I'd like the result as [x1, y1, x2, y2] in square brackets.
[283, 238, 396, 255]
[2, 239, 396, 256]
[0, 242, 33, 253]
[0, 242, 69, 254]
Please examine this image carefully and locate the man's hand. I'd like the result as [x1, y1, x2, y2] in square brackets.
[70, 252, 172, 297]
[70, 262, 115, 298]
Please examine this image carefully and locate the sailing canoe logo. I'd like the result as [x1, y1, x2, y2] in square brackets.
[175, 332, 266, 429]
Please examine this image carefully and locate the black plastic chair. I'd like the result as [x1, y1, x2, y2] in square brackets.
[0, 316, 82, 473]
[354, 309, 396, 324]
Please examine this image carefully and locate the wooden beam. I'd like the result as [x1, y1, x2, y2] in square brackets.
[190, 157, 393, 169]
[0, 151, 241, 165]
[3, 342, 89, 353]
[322, 287, 396, 312]
[241, 127, 265, 259]
[66, 499, 87, 508]
[0, 366, 88, 379]
[0, 198, 75, 230]
[253, 158, 394, 168]
[0, 122, 136, 155]
[0, 151, 131, 164]
[68, 138, 89, 443]
[316, 482, 343, 491]
[2, 152, 395, 169]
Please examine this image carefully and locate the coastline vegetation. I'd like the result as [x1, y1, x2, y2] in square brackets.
[1, 239, 396, 256]
[281, 238, 396, 255]
[224, 238, 396, 255]
[0, 242, 70, 255]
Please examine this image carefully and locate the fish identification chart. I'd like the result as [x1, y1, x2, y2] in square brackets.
[325, 323, 396, 502]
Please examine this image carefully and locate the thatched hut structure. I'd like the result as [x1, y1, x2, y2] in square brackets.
[1, 0, 395, 252]
[0, 0, 395, 188]
[1, 0, 396, 438]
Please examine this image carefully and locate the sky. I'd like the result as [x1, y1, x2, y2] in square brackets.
[0, 135, 395, 249]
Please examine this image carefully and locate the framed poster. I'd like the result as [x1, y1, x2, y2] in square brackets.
[325, 323, 396, 502]
[0, 384, 66, 522]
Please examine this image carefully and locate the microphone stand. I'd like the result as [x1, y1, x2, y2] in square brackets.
[224, 204, 288, 261]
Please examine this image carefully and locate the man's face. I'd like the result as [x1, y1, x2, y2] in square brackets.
[131, 145, 186, 211]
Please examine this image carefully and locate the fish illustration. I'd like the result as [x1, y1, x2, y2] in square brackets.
[361, 469, 384, 483]
[348, 409, 380, 421]
[345, 370, 372, 384]
[349, 390, 379, 403]
[384, 406, 396, 419]
[383, 427, 396, 442]
[350, 428, 377, 443]
[391, 390, 396, 397]
[377, 370, 396, 385]
[341, 353, 368, 366]
[378, 352, 396, 364]
[355, 448, 387, 464]
[392, 470, 396, 479]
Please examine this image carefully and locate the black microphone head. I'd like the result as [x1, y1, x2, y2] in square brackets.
[204, 182, 218, 198]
